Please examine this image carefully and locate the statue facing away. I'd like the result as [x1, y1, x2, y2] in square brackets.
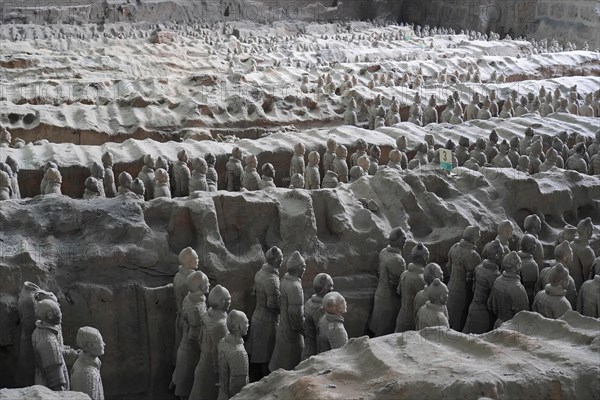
[217, 310, 250, 400]
[302, 273, 334, 360]
[317, 291, 348, 353]
[416, 278, 450, 330]
[269, 251, 306, 372]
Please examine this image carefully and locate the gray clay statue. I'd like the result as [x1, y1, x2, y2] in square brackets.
[173, 150, 191, 197]
[217, 310, 249, 400]
[173, 271, 209, 399]
[323, 138, 337, 172]
[173, 248, 199, 367]
[416, 278, 450, 330]
[5, 156, 20, 199]
[519, 234, 540, 307]
[117, 172, 133, 195]
[131, 178, 145, 198]
[32, 299, 71, 390]
[535, 240, 577, 308]
[413, 263, 446, 324]
[569, 217, 596, 291]
[269, 251, 306, 372]
[350, 139, 368, 167]
[88, 162, 106, 198]
[488, 252, 529, 328]
[302, 273, 334, 360]
[189, 285, 231, 400]
[395, 243, 428, 332]
[137, 154, 155, 200]
[101, 152, 117, 198]
[332, 145, 349, 183]
[226, 147, 243, 192]
[205, 153, 218, 192]
[317, 292, 348, 353]
[259, 163, 276, 190]
[71, 327, 105, 400]
[446, 226, 482, 331]
[83, 177, 100, 199]
[305, 151, 321, 189]
[241, 154, 261, 191]
[189, 157, 209, 192]
[321, 170, 339, 188]
[289, 142, 306, 177]
[532, 263, 572, 319]
[369, 227, 407, 336]
[154, 168, 172, 198]
[246, 247, 282, 377]
[368, 145, 380, 175]
[576, 258, 600, 318]
[463, 239, 503, 334]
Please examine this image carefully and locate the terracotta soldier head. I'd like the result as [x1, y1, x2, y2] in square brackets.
[463, 226, 480, 244]
[423, 263, 443, 286]
[520, 234, 537, 254]
[326, 138, 337, 153]
[118, 172, 133, 189]
[208, 285, 231, 311]
[577, 217, 593, 241]
[335, 145, 348, 158]
[554, 240, 574, 265]
[227, 310, 249, 336]
[193, 157, 208, 174]
[548, 263, 569, 289]
[427, 278, 449, 305]
[131, 178, 145, 196]
[179, 247, 199, 270]
[313, 273, 334, 297]
[322, 292, 347, 316]
[389, 227, 407, 249]
[294, 143, 305, 157]
[188, 270, 210, 295]
[502, 252, 522, 274]
[91, 162, 105, 180]
[143, 154, 155, 169]
[497, 220, 513, 243]
[177, 150, 188, 163]
[261, 163, 275, 179]
[101, 152, 114, 168]
[266, 246, 283, 269]
[411, 243, 429, 265]
[308, 151, 320, 167]
[35, 299, 62, 325]
[76, 327, 105, 357]
[286, 251, 306, 278]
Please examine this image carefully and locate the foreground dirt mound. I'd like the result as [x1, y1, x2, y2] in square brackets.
[234, 311, 600, 400]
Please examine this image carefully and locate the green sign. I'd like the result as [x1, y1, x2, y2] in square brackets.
[440, 149, 453, 171]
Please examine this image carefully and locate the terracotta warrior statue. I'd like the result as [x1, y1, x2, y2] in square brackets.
[302, 273, 334, 360]
[520, 214, 544, 269]
[117, 172, 133, 195]
[323, 138, 337, 171]
[131, 178, 145, 198]
[569, 217, 596, 291]
[395, 243, 428, 332]
[137, 154, 155, 200]
[289, 173, 305, 189]
[0, 168, 12, 200]
[416, 278, 450, 330]
[577, 259, 600, 318]
[82, 177, 100, 200]
[317, 292, 348, 353]
[368, 145, 380, 175]
[289, 142, 306, 177]
[369, 227, 407, 336]
[259, 163, 276, 190]
[16, 283, 56, 386]
[189, 285, 231, 400]
[173, 271, 209, 399]
[226, 147, 243, 191]
[241, 154, 261, 191]
[205, 153, 218, 191]
[217, 310, 250, 400]
[40, 161, 56, 195]
[488, 252, 529, 328]
[173, 247, 199, 365]
[305, 151, 321, 190]
[189, 157, 209, 192]
[321, 170, 339, 188]
[446, 226, 482, 331]
[101, 152, 117, 198]
[532, 263, 572, 319]
[519, 234, 540, 308]
[32, 299, 72, 391]
[350, 139, 368, 167]
[71, 327, 105, 400]
[173, 150, 191, 197]
[413, 263, 445, 324]
[536, 240, 577, 308]
[247, 246, 282, 380]
[387, 149, 403, 170]
[42, 165, 62, 195]
[5, 156, 20, 199]
[463, 239, 504, 334]
[395, 136, 409, 170]
[269, 251, 306, 372]
[87, 162, 106, 198]
[332, 145, 349, 183]
[154, 168, 172, 198]
[492, 140, 513, 168]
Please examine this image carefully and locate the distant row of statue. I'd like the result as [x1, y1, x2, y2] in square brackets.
[1, 126, 598, 201]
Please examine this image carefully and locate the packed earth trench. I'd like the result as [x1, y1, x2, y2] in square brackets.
[0, 3, 600, 400]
